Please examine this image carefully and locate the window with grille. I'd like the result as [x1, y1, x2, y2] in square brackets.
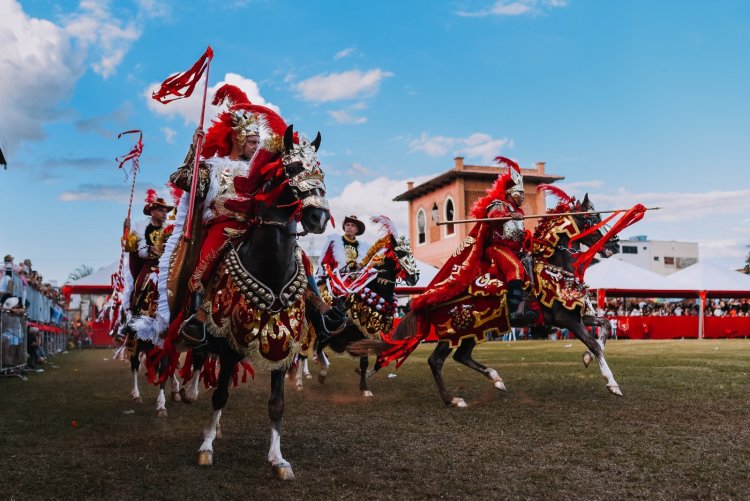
[417, 209, 426, 244]
[445, 198, 455, 235]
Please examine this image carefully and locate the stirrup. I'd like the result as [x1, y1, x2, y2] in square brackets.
[178, 314, 207, 349]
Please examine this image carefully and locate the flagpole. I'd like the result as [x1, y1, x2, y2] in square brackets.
[434, 207, 661, 226]
[183, 49, 212, 241]
[115, 130, 143, 292]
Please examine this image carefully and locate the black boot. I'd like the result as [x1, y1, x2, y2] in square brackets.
[507, 280, 536, 324]
[178, 291, 207, 349]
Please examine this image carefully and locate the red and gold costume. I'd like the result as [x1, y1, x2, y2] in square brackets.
[122, 190, 174, 345]
[168, 85, 263, 291]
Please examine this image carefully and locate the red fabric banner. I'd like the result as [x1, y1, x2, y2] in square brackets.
[152, 46, 214, 104]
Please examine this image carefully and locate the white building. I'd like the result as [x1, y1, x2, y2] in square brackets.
[614, 235, 698, 276]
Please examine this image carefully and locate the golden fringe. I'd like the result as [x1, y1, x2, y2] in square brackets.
[190, 242, 230, 290]
[358, 235, 388, 267]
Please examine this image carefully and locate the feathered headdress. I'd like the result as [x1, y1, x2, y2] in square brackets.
[469, 157, 523, 218]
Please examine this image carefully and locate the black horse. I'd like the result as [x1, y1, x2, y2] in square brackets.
[354, 194, 626, 407]
[296, 216, 419, 397]
[180, 126, 330, 480]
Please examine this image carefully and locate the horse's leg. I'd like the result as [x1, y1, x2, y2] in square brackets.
[130, 350, 142, 403]
[316, 347, 330, 384]
[302, 356, 311, 378]
[366, 359, 381, 380]
[155, 354, 170, 417]
[581, 316, 611, 368]
[170, 373, 182, 403]
[197, 349, 240, 465]
[181, 349, 206, 404]
[293, 355, 304, 392]
[453, 337, 507, 392]
[359, 356, 372, 397]
[269, 369, 295, 480]
[428, 341, 465, 407]
[562, 312, 622, 396]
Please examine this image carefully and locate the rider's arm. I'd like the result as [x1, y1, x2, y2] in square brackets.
[169, 144, 210, 196]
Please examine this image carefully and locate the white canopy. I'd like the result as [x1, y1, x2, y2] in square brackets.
[66, 261, 119, 287]
[666, 260, 750, 293]
[585, 258, 675, 291]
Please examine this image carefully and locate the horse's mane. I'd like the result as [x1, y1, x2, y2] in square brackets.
[359, 215, 399, 266]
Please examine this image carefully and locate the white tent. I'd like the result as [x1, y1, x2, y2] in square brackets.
[65, 261, 119, 287]
[666, 260, 750, 294]
[585, 258, 676, 292]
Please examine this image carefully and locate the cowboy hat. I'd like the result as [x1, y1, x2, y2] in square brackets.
[342, 215, 366, 236]
[143, 197, 175, 215]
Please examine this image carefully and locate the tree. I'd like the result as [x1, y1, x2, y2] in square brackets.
[68, 265, 94, 282]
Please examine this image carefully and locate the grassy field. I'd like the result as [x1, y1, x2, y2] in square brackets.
[2, 340, 749, 500]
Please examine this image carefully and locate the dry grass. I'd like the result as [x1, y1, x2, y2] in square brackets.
[2, 340, 749, 500]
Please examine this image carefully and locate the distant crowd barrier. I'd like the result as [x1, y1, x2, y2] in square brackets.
[1, 310, 27, 372]
[615, 316, 750, 339]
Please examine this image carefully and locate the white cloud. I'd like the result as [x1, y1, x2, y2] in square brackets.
[0, 0, 85, 148]
[408, 132, 512, 163]
[161, 126, 176, 144]
[0, 0, 160, 151]
[328, 110, 367, 124]
[62, 0, 141, 78]
[349, 162, 371, 175]
[296, 69, 394, 103]
[144, 72, 280, 126]
[59, 183, 161, 202]
[334, 47, 355, 60]
[457, 0, 567, 17]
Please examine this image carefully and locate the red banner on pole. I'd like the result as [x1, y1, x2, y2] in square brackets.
[152, 46, 214, 104]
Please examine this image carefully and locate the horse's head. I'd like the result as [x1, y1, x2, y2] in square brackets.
[255, 125, 330, 234]
[570, 194, 619, 258]
[392, 235, 420, 286]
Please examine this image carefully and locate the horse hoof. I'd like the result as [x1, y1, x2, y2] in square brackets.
[607, 385, 623, 397]
[272, 463, 296, 481]
[317, 373, 327, 384]
[197, 450, 213, 466]
[155, 408, 168, 418]
[362, 390, 373, 398]
[216, 427, 223, 440]
[450, 397, 468, 408]
[171, 391, 182, 403]
[178, 388, 193, 404]
[131, 396, 142, 403]
[583, 351, 593, 368]
[493, 380, 507, 391]
[305, 373, 312, 379]
[295, 383, 304, 392]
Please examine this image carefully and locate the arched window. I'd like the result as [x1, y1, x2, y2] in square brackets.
[444, 197, 455, 236]
[416, 209, 426, 244]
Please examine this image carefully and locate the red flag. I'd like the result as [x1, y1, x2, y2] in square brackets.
[152, 46, 214, 104]
[115, 129, 143, 175]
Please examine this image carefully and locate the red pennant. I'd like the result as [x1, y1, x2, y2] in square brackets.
[152, 46, 214, 104]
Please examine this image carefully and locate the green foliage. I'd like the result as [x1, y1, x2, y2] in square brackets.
[67, 264, 94, 282]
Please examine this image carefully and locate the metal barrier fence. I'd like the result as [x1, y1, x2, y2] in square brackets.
[1, 310, 27, 374]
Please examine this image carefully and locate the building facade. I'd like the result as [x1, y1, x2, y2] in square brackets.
[393, 157, 563, 268]
[614, 235, 699, 276]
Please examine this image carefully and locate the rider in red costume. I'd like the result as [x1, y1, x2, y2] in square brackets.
[482, 157, 536, 323]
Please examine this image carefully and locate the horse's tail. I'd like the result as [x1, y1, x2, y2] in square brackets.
[346, 311, 426, 368]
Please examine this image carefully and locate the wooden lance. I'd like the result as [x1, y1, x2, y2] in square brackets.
[183, 58, 212, 241]
[433, 207, 662, 226]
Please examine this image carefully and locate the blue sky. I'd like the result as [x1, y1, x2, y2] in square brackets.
[2, 0, 749, 284]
